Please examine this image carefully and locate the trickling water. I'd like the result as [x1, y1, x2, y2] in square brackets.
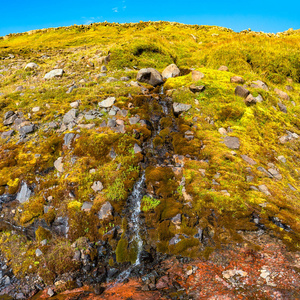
[111, 173, 145, 286]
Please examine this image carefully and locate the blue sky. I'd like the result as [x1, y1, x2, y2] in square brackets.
[1, 0, 299, 36]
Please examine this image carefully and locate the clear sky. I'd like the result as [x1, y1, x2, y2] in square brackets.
[1, 0, 299, 36]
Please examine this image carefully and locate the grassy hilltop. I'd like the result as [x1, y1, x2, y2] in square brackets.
[0, 21, 299, 286]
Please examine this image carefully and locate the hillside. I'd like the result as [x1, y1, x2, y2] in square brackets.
[0, 22, 299, 299]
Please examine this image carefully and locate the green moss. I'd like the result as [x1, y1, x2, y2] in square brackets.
[35, 226, 52, 242]
[115, 236, 129, 263]
[141, 196, 160, 212]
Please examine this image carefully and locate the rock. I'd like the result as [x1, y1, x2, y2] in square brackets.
[47, 288, 55, 297]
[189, 84, 205, 93]
[64, 133, 75, 148]
[32, 106, 40, 112]
[1, 130, 14, 139]
[288, 183, 297, 191]
[251, 80, 269, 91]
[258, 185, 271, 196]
[19, 124, 35, 135]
[137, 68, 163, 86]
[134, 143, 142, 154]
[162, 64, 180, 79]
[173, 102, 192, 115]
[171, 213, 182, 225]
[241, 155, 257, 165]
[191, 70, 204, 81]
[16, 182, 32, 203]
[285, 85, 293, 91]
[98, 202, 113, 220]
[257, 166, 273, 178]
[15, 86, 24, 92]
[129, 116, 140, 125]
[44, 69, 64, 79]
[3, 275, 10, 285]
[268, 168, 282, 180]
[255, 94, 264, 103]
[41, 239, 47, 246]
[235, 86, 250, 98]
[121, 76, 130, 81]
[35, 248, 43, 257]
[98, 97, 116, 108]
[156, 276, 169, 289]
[218, 65, 229, 71]
[54, 157, 64, 172]
[245, 94, 257, 106]
[15, 293, 26, 299]
[109, 148, 117, 159]
[66, 85, 76, 94]
[169, 234, 181, 245]
[118, 109, 128, 117]
[81, 202, 93, 211]
[4, 110, 15, 120]
[185, 131, 194, 140]
[230, 76, 245, 84]
[278, 102, 287, 113]
[91, 181, 104, 192]
[70, 101, 79, 108]
[107, 119, 116, 128]
[277, 155, 286, 163]
[274, 88, 290, 101]
[3, 114, 17, 126]
[63, 109, 77, 124]
[106, 77, 118, 83]
[224, 136, 240, 149]
[100, 65, 107, 72]
[25, 62, 38, 70]
[52, 216, 69, 236]
[218, 128, 227, 135]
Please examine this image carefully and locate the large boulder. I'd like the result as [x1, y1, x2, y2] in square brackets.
[44, 69, 64, 79]
[137, 68, 163, 86]
[162, 64, 180, 79]
[173, 102, 192, 115]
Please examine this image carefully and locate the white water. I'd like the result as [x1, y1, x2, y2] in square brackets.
[110, 173, 145, 286]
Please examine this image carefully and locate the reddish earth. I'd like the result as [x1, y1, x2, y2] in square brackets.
[31, 236, 300, 300]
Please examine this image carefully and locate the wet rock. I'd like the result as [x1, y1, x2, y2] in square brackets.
[245, 94, 257, 106]
[81, 202, 93, 212]
[16, 182, 32, 203]
[224, 136, 240, 149]
[258, 185, 271, 196]
[171, 213, 182, 225]
[98, 202, 113, 220]
[251, 80, 269, 91]
[162, 64, 180, 79]
[44, 69, 64, 79]
[98, 97, 116, 108]
[173, 102, 192, 115]
[137, 68, 163, 86]
[19, 124, 36, 135]
[235, 86, 250, 98]
[63, 109, 77, 124]
[191, 70, 204, 81]
[241, 155, 257, 166]
[25, 62, 39, 70]
[35, 249, 43, 257]
[134, 143, 142, 154]
[54, 157, 64, 172]
[91, 181, 103, 192]
[189, 84, 205, 93]
[218, 65, 229, 71]
[230, 76, 245, 84]
[274, 88, 290, 100]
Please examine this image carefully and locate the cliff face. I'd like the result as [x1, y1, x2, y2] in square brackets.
[0, 22, 299, 299]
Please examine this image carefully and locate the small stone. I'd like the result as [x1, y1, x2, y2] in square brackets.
[101, 65, 107, 72]
[137, 68, 163, 86]
[268, 168, 282, 180]
[278, 102, 287, 113]
[288, 183, 297, 191]
[3, 114, 17, 126]
[107, 119, 116, 128]
[81, 202, 93, 211]
[70, 101, 79, 108]
[258, 185, 271, 196]
[98, 202, 113, 220]
[241, 155, 257, 166]
[277, 155, 286, 163]
[63, 133, 75, 148]
[251, 80, 269, 91]
[35, 248, 43, 257]
[54, 157, 64, 172]
[15, 86, 24, 92]
[16, 182, 32, 203]
[25, 62, 39, 70]
[15, 293, 26, 299]
[63, 109, 77, 124]
[129, 116, 140, 125]
[91, 181, 103, 192]
[224, 136, 240, 149]
[41, 239, 47, 246]
[218, 65, 229, 71]
[1, 130, 14, 139]
[19, 124, 35, 135]
[66, 85, 76, 94]
[47, 288, 55, 297]
[3, 275, 10, 285]
[32, 106, 40, 112]
[44, 69, 64, 79]
[173, 102, 192, 115]
[255, 94, 264, 103]
[134, 143, 142, 154]
[189, 84, 205, 93]
[218, 128, 227, 135]
[98, 97, 116, 108]
[230, 76, 245, 84]
[4, 110, 15, 120]
[285, 85, 293, 91]
[191, 70, 204, 81]
[274, 88, 290, 100]
[171, 213, 182, 225]
[121, 76, 130, 81]
[235, 86, 250, 98]
[245, 94, 257, 106]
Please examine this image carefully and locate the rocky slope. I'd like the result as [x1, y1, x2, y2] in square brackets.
[0, 22, 299, 299]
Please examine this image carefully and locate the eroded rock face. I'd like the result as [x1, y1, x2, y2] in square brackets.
[137, 68, 163, 86]
[44, 69, 64, 79]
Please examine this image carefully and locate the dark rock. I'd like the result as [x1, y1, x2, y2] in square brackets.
[139, 250, 153, 263]
[3, 114, 17, 126]
[137, 68, 163, 86]
[235, 86, 250, 98]
[278, 102, 287, 113]
[224, 136, 240, 149]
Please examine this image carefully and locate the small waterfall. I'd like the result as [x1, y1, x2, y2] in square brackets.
[111, 173, 145, 286]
